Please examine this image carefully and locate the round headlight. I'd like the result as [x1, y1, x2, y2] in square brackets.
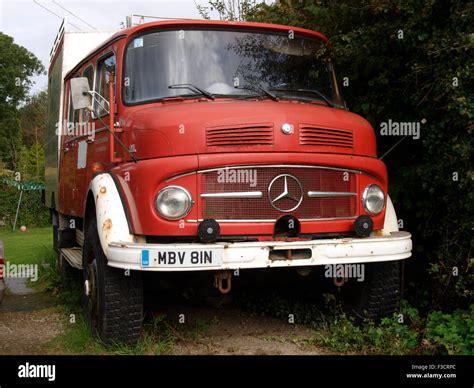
[155, 186, 192, 220]
[362, 184, 385, 215]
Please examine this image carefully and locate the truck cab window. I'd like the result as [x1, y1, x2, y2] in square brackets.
[81, 65, 94, 125]
[124, 30, 333, 105]
[67, 78, 79, 137]
[95, 54, 116, 117]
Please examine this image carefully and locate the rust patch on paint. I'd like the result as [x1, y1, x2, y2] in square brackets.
[102, 218, 112, 231]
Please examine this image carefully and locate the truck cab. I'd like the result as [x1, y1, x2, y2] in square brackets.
[46, 19, 412, 345]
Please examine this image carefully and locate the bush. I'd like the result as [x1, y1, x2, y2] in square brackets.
[0, 183, 49, 227]
[313, 302, 421, 355]
[313, 302, 473, 355]
[425, 305, 474, 355]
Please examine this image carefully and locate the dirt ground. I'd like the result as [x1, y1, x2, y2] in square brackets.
[0, 291, 327, 355]
[0, 294, 64, 355]
[165, 306, 327, 355]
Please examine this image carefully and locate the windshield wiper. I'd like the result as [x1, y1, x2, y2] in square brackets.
[234, 85, 279, 102]
[269, 88, 334, 107]
[168, 83, 215, 100]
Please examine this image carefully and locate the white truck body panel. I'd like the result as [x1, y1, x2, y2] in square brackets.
[45, 19, 114, 209]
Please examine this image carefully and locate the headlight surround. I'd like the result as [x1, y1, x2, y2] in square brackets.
[155, 185, 192, 220]
[362, 184, 385, 215]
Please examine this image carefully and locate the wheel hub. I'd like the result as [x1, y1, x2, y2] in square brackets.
[86, 259, 99, 326]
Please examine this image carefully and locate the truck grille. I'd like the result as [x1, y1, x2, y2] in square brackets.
[199, 166, 357, 221]
[299, 125, 353, 148]
[206, 123, 273, 147]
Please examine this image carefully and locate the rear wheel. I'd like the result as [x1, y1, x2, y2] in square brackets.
[82, 218, 143, 345]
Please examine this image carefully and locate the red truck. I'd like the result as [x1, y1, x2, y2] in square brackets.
[46, 18, 412, 345]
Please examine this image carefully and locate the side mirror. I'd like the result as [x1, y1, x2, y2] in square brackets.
[70, 77, 92, 110]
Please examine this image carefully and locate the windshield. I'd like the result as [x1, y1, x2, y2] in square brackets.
[123, 28, 335, 104]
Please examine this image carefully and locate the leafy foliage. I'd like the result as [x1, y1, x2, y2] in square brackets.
[19, 90, 48, 148]
[425, 305, 474, 355]
[18, 142, 44, 179]
[0, 33, 44, 169]
[313, 301, 472, 355]
[314, 312, 420, 354]
[0, 183, 49, 227]
[197, 0, 260, 20]
[0, 34, 47, 226]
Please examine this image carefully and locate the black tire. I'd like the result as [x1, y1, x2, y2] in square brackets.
[82, 218, 143, 345]
[344, 261, 400, 320]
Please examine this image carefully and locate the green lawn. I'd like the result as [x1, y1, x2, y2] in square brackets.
[0, 226, 52, 264]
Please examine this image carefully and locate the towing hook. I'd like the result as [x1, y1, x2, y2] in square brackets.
[214, 270, 233, 294]
[333, 277, 348, 287]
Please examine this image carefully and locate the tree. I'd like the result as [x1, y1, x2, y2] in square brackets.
[18, 142, 44, 181]
[19, 90, 48, 148]
[0, 33, 44, 169]
[197, 0, 260, 20]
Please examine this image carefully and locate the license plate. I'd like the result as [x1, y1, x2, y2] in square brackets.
[141, 248, 223, 268]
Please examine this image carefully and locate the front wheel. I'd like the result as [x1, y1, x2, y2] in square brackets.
[82, 218, 143, 345]
[343, 261, 401, 320]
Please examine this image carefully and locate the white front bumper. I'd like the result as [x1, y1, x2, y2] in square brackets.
[107, 231, 412, 271]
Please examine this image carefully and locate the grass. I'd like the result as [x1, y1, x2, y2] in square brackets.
[0, 225, 180, 355]
[189, 318, 211, 340]
[47, 311, 177, 355]
[0, 226, 52, 264]
[311, 312, 420, 355]
[0, 226, 54, 292]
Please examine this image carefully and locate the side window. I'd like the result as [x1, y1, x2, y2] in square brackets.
[81, 65, 94, 125]
[67, 76, 80, 137]
[95, 54, 116, 117]
[84, 65, 94, 89]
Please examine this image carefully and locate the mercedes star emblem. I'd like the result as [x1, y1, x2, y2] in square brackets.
[281, 123, 294, 135]
[268, 174, 304, 212]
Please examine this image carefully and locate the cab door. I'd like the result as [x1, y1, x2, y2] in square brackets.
[72, 65, 95, 216]
[58, 80, 79, 216]
[92, 53, 119, 162]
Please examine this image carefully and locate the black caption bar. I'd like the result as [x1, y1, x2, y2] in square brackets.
[0, 355, 471, 386]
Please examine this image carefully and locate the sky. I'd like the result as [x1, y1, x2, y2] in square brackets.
[0, 0, 267, 94]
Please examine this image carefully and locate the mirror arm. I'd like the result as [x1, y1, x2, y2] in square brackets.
[86, 81, 136, 164]
[88, 91, 110, 114]
[108, 73, 117, 163]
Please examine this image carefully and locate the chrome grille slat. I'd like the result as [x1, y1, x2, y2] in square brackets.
[307, 191, 356, 198]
